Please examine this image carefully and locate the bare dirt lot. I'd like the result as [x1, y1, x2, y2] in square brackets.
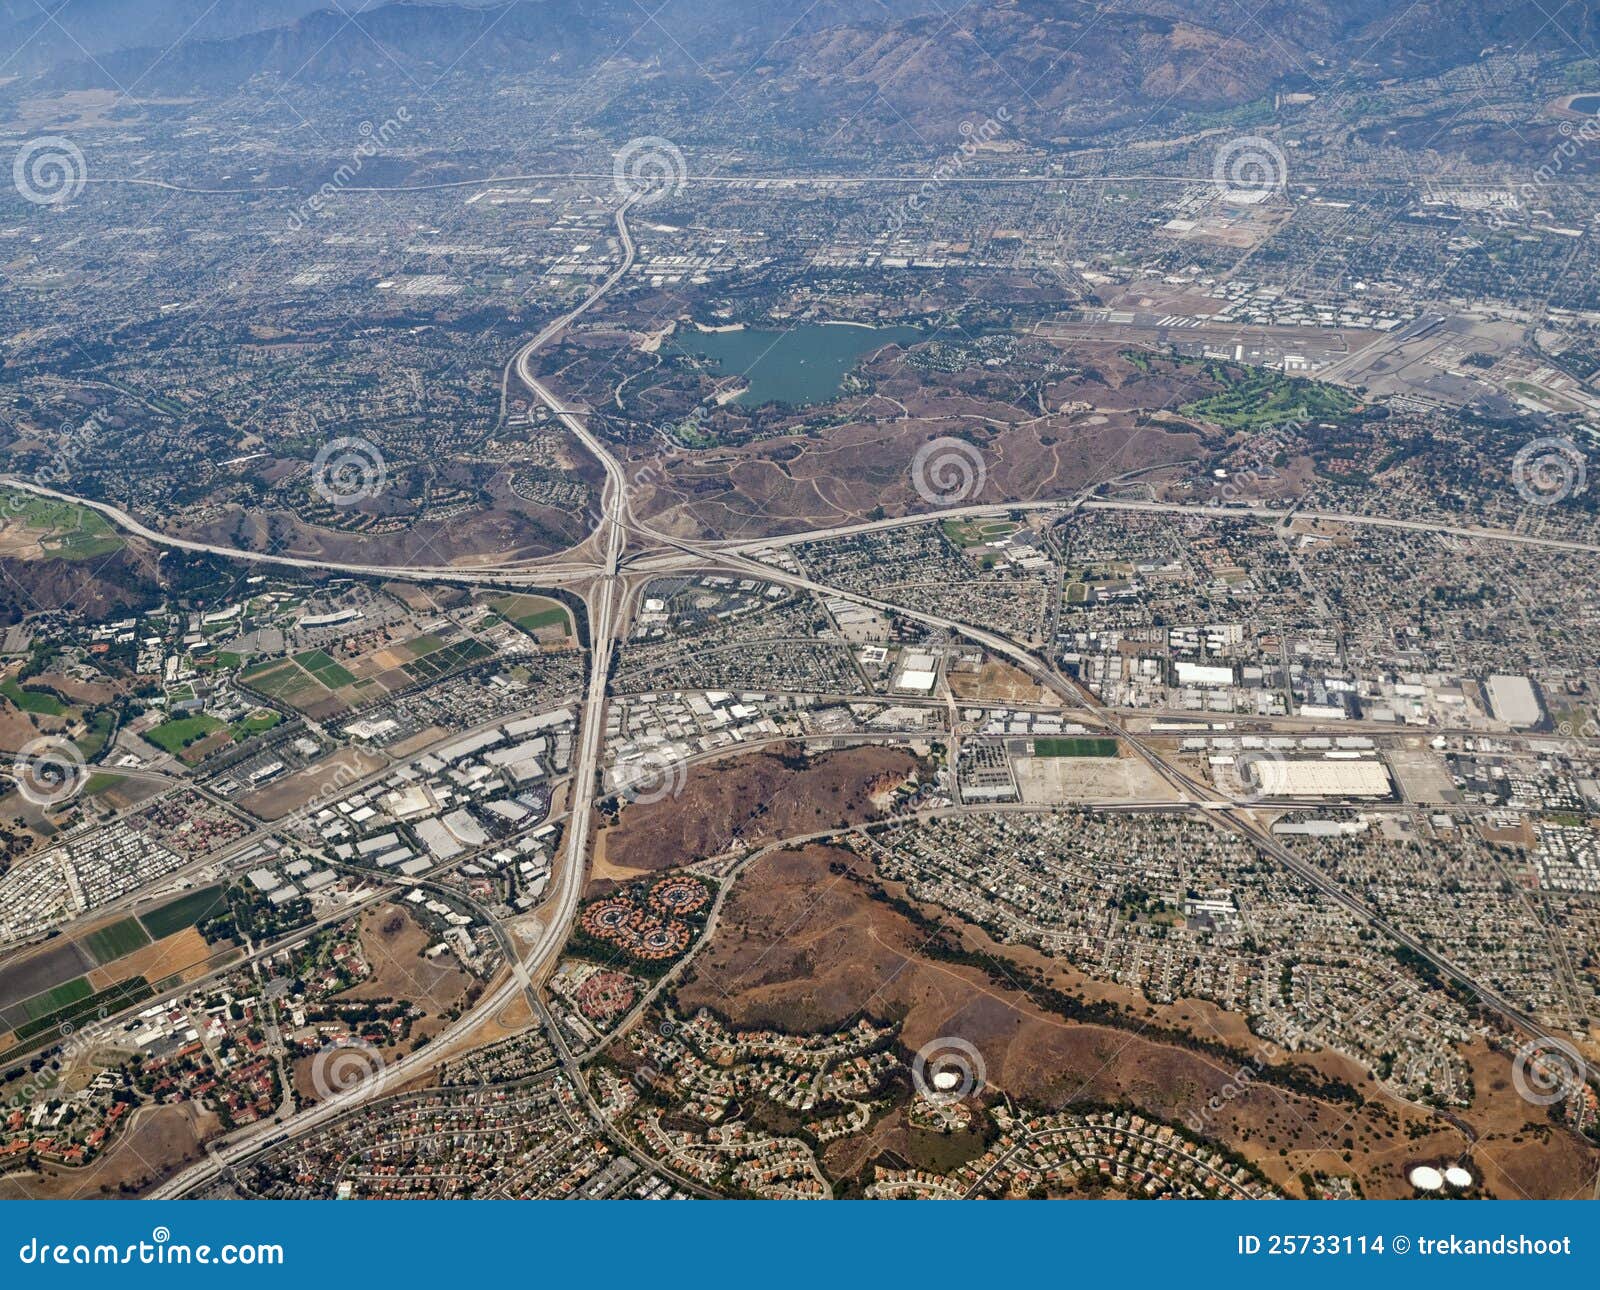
[947, 659, 1061, 705]
[1012, 749, 1173, 803]
[0, 939, 93, 1014]
[591, 743, 924, 890]
[238, 747, 386, 819]
[341, 905, 473, 1030]
[86, 928, 214, 993]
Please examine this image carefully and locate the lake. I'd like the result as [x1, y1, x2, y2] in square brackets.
[1568, 94, 1600, 114]
[672, 323, 922, 407]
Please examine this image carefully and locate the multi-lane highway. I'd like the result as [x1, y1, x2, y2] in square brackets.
[27, 185, 1594, 1196]
[148, 194, 645, 1200]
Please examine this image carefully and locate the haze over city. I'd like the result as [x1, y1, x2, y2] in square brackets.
[0, 0, 1597, 1213]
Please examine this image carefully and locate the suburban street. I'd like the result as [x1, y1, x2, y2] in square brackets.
[13, 188, 1596, 1200]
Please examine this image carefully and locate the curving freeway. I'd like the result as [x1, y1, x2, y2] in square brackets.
[58, 187, 1595, 1196]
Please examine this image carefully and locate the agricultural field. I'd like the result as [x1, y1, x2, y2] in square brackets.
[1033, 737, 1119, 758]
[488, 593, 574, 640]
[0, 902, 224, 1058]
[0, 974, 153, 1050]
[239, 629, 497, 719]
[294, 649, 357, 689]
[81, 917, 151, 964]
[402, 637, 492, 682]
[17, 977, 91, 1022]
[138, 886, 230, 942]
[9, 978, 152, 1045]
[239, 657, 331, 707]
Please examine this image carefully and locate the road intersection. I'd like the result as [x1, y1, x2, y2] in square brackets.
[20, 193, 1596, 1195]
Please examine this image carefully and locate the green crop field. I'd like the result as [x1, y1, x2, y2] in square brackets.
[400, 632, 447, 659]
[491, 594, 571, 634]
[82, 918, 151, 965]
[403, 638, 491, 682]
[1034, 737, 1119, 758]
[240, 658, 283, 682]
[294, 649, 357, 688]
[241, 659, 329, 706]
[139, 885, 229, 941]
[12, 978, 152, 1045]
[19, 976, 92, 1022]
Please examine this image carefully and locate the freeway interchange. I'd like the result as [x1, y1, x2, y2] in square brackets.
[14, 191, 1594, 1197]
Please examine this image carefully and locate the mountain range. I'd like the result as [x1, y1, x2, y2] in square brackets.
[4, 0, 1592, 138]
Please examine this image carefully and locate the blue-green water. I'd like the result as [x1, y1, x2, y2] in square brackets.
[672, 323, 921, 407]
[1569, 94, 1600, 114]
